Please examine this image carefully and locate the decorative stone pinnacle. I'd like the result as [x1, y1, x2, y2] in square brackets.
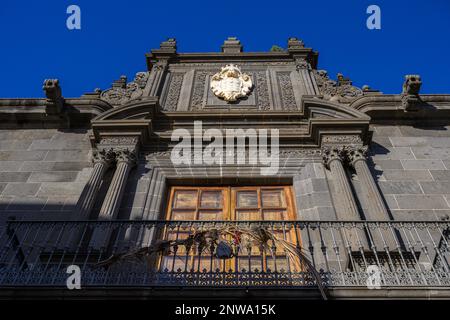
[160, 38, 177, 50]
[222, 37, 243, 53]
[287, 37, 304, 50]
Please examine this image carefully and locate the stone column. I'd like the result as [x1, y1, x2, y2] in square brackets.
[68, 149, 114, 249]
[323, 147, 367, 269]
[90, 149, 137, 249]
[74, 149, 114, 219]
[348, 147, 395, 251]
[348, 147, 390, 221]
[323, 147, 360, 220]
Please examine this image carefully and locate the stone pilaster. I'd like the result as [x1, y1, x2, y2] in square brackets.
[348, 147, 390, 221]
[323, 147, 360, 221]
[323, 146, 367, 265]
[68, 149, 115, 249]
[90, 149, 137, 249]
[97, 149, 136, 220]
[73, 149, 115, 219]
[348, 146, 396, 251]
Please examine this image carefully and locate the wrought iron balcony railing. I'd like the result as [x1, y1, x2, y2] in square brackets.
[0, 219, 449, 289]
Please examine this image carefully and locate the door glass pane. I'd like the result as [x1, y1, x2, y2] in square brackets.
[198, 210, 223, 221]
[200, 191, 222, 208]
[261, 189, 285, 208]
[237, 191, 258, 208]
[262, 210, 286, 221]
[171, 210, 195, 221]
[236, 210, 261, 220]
[173, 190, 197, 209]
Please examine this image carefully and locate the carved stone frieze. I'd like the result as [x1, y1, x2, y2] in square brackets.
[145, 149, 322, 161]
[99, 136, 139, 146]
[279, 149, 322, 157]
[321, 135, 363, 145]
[100, 72, 150, 106]
[177, 62, 295, 67]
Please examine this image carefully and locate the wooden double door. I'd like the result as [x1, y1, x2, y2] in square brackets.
[161, 186, 299, 273]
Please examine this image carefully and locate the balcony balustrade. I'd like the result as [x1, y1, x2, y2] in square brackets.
[0, 220, 449, 288]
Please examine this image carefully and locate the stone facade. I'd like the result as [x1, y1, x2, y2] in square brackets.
[1, 37, 450, 299]
[368, 125, 450, 220]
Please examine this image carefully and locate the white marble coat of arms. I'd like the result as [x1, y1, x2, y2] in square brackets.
[210, 64, 252, 102]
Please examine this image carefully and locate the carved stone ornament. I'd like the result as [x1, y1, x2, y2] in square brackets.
[314, 70, 363, 103]
[92, 148, 116, 166]
[321, 135, 363, 145]
[322, 146, 345, 169]
[210, 64, 252, 102]
[401, 74, 422, 111]
[347, 146, 369, 166]
[100, 72, 149, 106]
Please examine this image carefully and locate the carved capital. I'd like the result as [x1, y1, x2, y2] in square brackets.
[92, 148, 115, 167]
[322, 146, 346, 168]
[347, 146, 368, 166]
[115, 149, 137, 166]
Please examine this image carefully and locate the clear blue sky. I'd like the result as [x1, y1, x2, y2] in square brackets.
[0, 0, 449, 98]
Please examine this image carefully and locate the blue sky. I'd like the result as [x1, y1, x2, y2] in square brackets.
[0, 0, 449, 98]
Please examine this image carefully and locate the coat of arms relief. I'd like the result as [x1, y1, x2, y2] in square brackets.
[210, 64, 253, 102]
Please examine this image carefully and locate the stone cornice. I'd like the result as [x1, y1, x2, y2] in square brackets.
[350, 94, 450, 123]
[0, 97, 113, 129]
